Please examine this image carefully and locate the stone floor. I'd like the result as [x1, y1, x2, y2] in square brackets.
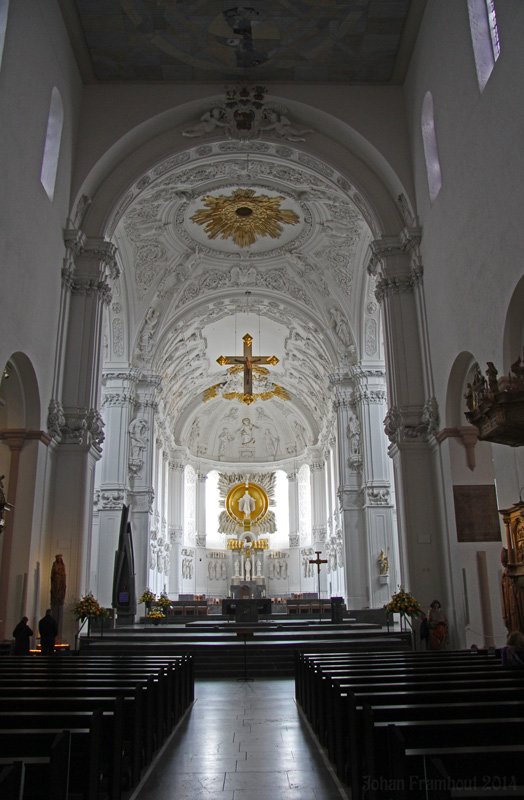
[130, 678, 349, 800]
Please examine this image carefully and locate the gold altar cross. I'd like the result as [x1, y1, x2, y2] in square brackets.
[309, 551, 328, 574]
[217, 333, 279, 405]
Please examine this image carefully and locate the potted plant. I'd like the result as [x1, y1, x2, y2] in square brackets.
[72, 592, 109, 642]
[148, 608, 165, 626]
[139, 588, 156, 612]
[384, 586, 422, 631]
[155, 591, 172, 614]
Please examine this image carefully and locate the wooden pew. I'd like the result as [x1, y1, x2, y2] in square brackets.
[0, 730, 70, 800]
[295, 650, 524, 799]
[0, 710, 101, 800]
[389, 727, 524, 800]
[0, 654, 195, 792]
[338, 684, 524, 797]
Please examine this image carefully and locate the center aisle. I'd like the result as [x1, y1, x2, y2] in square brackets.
[130, 678, 348, 800]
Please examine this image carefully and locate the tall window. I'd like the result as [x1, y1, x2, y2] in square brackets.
[40, 87, 64, 201]
[0, 0, 8, 71]
[421, 91, 442, 204]
[468, 0, 500, 91]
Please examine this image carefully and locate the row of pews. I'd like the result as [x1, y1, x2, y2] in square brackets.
[0, 653, 194, 800]
[295, 648, 524, 800]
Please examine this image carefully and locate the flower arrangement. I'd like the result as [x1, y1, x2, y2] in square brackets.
[148, 608, 165, 620]
[72, 592, 109, 622]
[155, 591, 172, 611]
[384, 586, 422, 618]
[139, 589, 156, 605]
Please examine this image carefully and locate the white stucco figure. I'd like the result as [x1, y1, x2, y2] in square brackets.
[129, 418, 148, 460]
[240, 418, 257, 445]
[245, 558, 251, 581]
[260, 110, 312, 142]
[218, 427, 234, 456]
[238, 489, 255, 518]
[256, 557, 262, 577]
[330, 307, 351, 345]
[182, 107, 227, 137]
[234, 558, 240, 577]
[264, 428, 278, 457]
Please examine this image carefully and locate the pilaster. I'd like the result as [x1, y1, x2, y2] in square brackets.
[287, 469, 299, 548]
[368, 231, 449, 610]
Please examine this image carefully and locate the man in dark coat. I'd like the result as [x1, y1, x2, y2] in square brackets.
[12, 616, 33, 654]
[38, 609, 58, 655]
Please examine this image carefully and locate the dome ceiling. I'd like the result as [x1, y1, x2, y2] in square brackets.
[107, 139, 375, 465]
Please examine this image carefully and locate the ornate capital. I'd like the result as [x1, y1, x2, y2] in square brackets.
[51, 405, 105, 452]
[363, 486, 391, 505]
[63, 232, 119, 306]
[170, 526, 183, 544]
[375, 272, 422, 303]
[101, 391, 136, 408]
[369, 229, 423, 303]
[312, 525, 327, 543]
[368, 235, 405, 276]
[384, 398, 440, 445]
[94, 488, 126, 510]
[128, 487, 155, 513]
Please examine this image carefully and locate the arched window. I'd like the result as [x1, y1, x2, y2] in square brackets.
[0, 0, 8, 71]
[40, 87, 64, 201]
[421, 91, 442, 204]
[467, 0, 500, 91]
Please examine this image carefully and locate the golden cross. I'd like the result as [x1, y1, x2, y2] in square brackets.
[309, 551, 328, 574]
[217, 333, 278, 405]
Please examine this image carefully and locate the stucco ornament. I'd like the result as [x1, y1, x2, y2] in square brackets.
[190, 189, 299, 248]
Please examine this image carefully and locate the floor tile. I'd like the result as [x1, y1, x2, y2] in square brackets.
[131, 678, 349, 800]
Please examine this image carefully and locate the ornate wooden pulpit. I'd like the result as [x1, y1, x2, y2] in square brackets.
[499, 500, 524, 633]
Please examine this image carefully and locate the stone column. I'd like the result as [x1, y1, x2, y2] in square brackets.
[127, 374, 161, 606]
[45, 233, 118, 644]
[330, 373, 367, 608]
[168, 455, 185, 596]
[310, 453, 328, 597]
[369, 230, 448, 610]
[0, 431, 51, 640]
[94, 368, 140, 606]
[195, 471, 207, 594]
[287, 469, 299, 548]
[349, 365, 398, 607]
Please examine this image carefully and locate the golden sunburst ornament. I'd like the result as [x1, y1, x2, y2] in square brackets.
[190, 189, 299, 248]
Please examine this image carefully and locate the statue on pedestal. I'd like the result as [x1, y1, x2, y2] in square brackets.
[51, 554, 66, 606]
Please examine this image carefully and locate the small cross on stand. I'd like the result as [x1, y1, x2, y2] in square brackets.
[309, 551, 328, 622]
[217, 333, 279, 405]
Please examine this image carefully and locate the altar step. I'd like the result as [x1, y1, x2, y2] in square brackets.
[78, 621, 413, 678]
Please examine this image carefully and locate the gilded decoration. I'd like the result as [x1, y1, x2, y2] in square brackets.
[207, 332, 289, 405]
[226, 482, 269, 533]
[190, 189, 299, 248]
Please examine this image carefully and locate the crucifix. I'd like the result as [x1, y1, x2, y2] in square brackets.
[217, 333, 279, 405]
[309, 551, 328, 621]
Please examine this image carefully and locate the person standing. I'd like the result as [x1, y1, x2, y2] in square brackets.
[501, 630, 524, 668]
[38, 609, 58, 655]
[12, 616, 33, 655]
[427, 600, 449, 650]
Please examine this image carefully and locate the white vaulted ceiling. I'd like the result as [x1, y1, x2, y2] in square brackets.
[106, 138, 376, 464]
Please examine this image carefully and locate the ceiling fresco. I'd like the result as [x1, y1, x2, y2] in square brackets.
[61, 0, 423, 84]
